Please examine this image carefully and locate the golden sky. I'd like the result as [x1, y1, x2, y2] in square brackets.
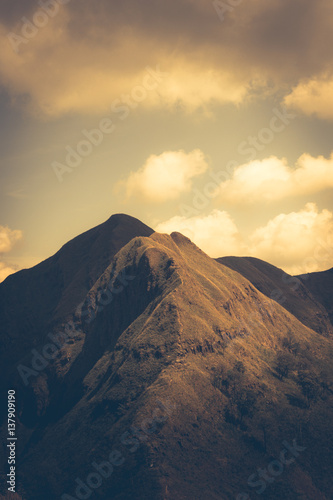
[1, 0, 333, 280]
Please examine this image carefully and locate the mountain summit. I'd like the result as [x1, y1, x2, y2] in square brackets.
[0, 214, 154, 378]
[1, 215, 333, 500]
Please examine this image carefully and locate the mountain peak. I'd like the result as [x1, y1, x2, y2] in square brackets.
[105, 212, 150, 226]
[0, 213, 154, 371]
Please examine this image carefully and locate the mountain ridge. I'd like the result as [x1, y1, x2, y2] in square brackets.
[298, 267, 333, 327]
[217, 256, 333, 336]
[0, 214, 154, 380]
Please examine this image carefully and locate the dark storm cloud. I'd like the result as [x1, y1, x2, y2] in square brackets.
[0, 0, 37, 26]
[59, 0, 333, 80]
[1, 0, 332, 79]
[238, 0, 333, 79]
[0, 0, 332, 116]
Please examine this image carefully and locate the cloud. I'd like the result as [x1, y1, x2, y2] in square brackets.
[0, 12, 249, 117]
[1, 0, 333, 117]
[249, 203, 333, 274]
[155, 204, 333, 274]
[0, 262, 18, 283]
[123, 150, 208, 203]
[0, 225, 23, 253]
[154, 61, 248, 112]
[155, 209, 245, 257]
[218, 153, 333, 203]
[0, 225, 23, 283]
[284, 73, 333, 120]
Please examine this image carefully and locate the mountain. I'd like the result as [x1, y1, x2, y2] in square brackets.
[217, 256, 333, 336]
[1, 218, 333, 500]
[0, 214, 154, 380]
[297, 268, 333, 327]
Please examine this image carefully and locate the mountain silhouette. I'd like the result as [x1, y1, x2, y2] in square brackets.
[1, 216, 333, 500]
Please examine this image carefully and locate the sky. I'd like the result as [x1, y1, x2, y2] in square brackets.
[1, 0, 333, 281]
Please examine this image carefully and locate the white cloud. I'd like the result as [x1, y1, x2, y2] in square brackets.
[0, 225, 23, 283]
[0, 262, 18, 283]
[155, 209, 245, 257]
[249, 203, 333, 274]
[155, 204, 333, 274]
[155, 61, 248, 112]
[0, 225, 23, 253]
[218, 153, 333, 203]
[124, 150, 208, 203]
[284, 73, 333, 120]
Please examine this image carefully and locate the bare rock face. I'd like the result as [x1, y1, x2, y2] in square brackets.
[1, 217, 333, 500]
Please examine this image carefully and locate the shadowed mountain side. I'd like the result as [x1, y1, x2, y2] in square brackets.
[217, 256, 333, 336]
[7, 232, 333, 500]
[298, 267, 333, 327]
[0, 214, 154, 377]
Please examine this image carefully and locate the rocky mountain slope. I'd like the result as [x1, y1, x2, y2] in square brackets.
[218, 256, 333, 336]
[0, 214, 153, 381]
[297, 267, 333, 327]
[1, 217, 333, 500]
